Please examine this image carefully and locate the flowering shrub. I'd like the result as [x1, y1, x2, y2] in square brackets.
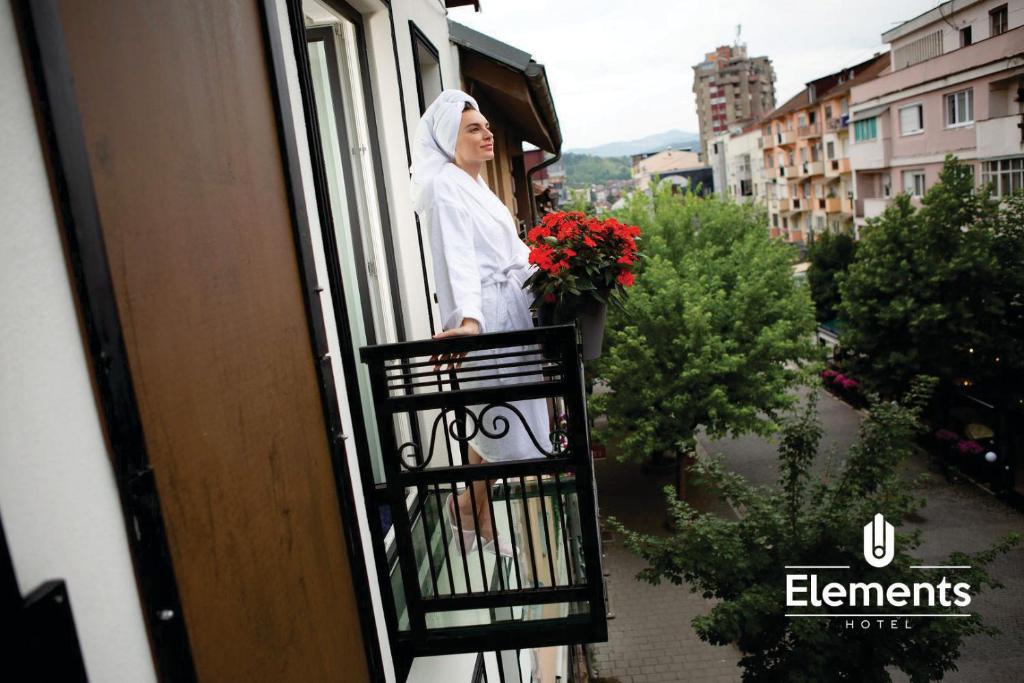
[934, 428, 959, 442]
[837, 376, 860, 391]
[822, 370, 861, 393]
[523, 211, 641, 310]
[956, 439, 984, 456]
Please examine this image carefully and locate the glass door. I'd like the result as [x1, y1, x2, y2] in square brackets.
[306, 24, 391, 483]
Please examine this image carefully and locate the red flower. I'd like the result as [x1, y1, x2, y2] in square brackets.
[583, 236, 597, 248]
[564, 248, 577, 258]
[616, 254, 634, 265]
[543, 292, 557, 303]
[616, 271, 634, 287]
[527, 226, 551, 243]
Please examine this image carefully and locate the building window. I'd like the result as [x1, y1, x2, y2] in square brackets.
[945, 88, 974, 127]
[854, 116, 877, 141]
[991, 5, 1008, 36]
[772, 213, 779, 227]
[899, 103, 924, 135]
[826, 141, 835, 160]
[959, 26, 972, 47]
[882, 173, 892, 198]
[902, 170, 926, 197]
[981, 157, 1024, 197]
[410, 22, 443, 115]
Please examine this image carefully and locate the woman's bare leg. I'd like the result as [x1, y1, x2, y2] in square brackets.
[457, 445, 495, 542]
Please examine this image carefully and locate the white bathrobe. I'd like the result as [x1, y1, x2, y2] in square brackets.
[409, 89, 551, 463]
[422, 162, 552, 463]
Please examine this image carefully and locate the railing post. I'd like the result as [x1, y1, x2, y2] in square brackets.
[365, 359, 428, 639]
[561, 329, 607, 641]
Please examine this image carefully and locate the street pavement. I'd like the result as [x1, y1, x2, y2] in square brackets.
[590, 387, 1024, 682]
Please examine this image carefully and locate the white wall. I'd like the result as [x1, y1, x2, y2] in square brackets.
[0, 2, 156, 681]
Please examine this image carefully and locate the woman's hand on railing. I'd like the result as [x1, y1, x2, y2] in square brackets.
[430, 317, 480, 372]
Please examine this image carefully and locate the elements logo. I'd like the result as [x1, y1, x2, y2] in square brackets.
[863, 513, 895, 568]
[785, 512, 974, 629]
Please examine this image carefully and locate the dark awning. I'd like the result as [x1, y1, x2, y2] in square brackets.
[448, 20, 562, 153]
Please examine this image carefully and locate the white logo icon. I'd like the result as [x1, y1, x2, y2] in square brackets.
[863, 513, 894, 568]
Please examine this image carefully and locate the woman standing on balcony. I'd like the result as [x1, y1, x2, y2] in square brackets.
[410, 89, 550, 557]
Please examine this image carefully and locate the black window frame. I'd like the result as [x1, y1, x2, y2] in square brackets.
[409, 20, 443, 116]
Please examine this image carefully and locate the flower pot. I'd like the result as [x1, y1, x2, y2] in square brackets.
[536, 296, 607, 361]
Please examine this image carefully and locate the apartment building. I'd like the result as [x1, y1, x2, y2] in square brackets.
[708, 122, 768, 206]
[2, 1, 604, 682]
[692, 43, 776, 158]
[760, 53, 891, 243]
[850, 0, 1024, 228]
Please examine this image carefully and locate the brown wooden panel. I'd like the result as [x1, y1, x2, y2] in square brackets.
[55, 1, 369, 680]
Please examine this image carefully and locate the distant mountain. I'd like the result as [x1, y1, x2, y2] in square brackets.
[567, 129, 701, 158]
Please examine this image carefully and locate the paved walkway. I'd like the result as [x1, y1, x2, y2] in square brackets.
[590, 415, 741, 683]
[590, 387, 1024, 681]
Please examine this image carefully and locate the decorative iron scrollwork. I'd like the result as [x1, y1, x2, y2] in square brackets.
[396, 402, 571, 471]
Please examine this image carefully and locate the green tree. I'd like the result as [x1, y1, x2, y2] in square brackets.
[612, 379, 1019, 682]
[590, 181, 817, 462]
[807, 230, 857, 323]
[839, 156, 1023, 396]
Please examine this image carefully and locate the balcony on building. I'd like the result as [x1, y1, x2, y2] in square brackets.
[819, 196, 843, 213]
[777, 164, 798, 179]
[824, 157, 851, 177]
[798, 160, 824, 178]
[761, 133, 777, 149]
[977, 115, 1024, 160]
[856, 197, 893, 219]
[780, 197, 805, 213]
[798, 121, 821, 139]
[358, 325, 606, 670]
[776, 129, 797, 146]
[826, 115, 850, 132]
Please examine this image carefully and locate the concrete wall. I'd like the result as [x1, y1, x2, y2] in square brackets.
[889, 0, 1024, 60]
[0, 3, 157, 680]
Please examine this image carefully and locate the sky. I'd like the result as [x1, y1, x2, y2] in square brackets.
[449, 0, 940, 150]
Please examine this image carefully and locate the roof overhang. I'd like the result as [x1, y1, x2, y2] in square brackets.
[448, 20, 562, 153]
[852, 103, 889, 121]
[444, 0, 480, 10]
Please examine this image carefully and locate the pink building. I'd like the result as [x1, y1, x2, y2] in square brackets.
[849, 0, 1024, 229]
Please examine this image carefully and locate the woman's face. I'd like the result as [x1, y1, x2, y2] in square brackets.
[454, 107, 494, 165]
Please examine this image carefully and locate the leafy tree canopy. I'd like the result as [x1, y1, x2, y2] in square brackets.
[590, 180, 818, 461]
[839, 156, 1024, 397]
[807, 230, 857, 324]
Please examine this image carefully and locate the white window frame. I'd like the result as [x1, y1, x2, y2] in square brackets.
[981, 157, 1024, 197]
[898, 103, 924, 136]
[902, 169, 926, 197]
[944, 88, 974, 128]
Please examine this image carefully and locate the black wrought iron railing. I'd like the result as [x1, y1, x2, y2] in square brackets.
[359, 324, 606, 662]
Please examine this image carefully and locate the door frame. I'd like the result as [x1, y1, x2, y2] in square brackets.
[15, 1, 197, 679]
[16, 0, 388, 679]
